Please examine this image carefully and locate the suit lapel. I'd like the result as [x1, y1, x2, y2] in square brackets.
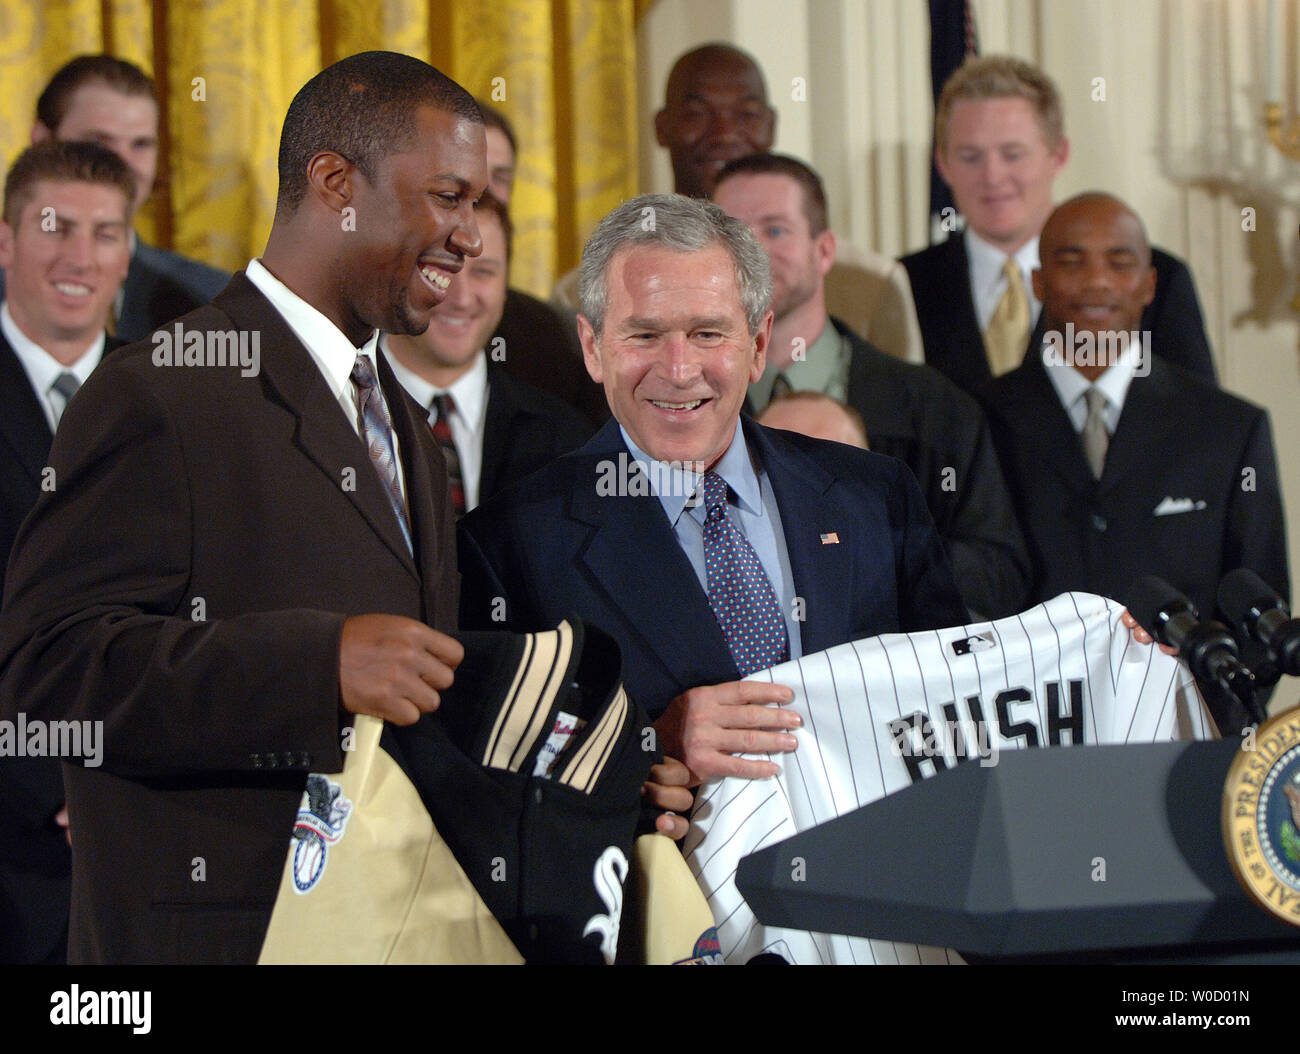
[744, 419, 854, 656]
[1099, 361, 1180, 494]
[933, 236, 991, 388]
[0, 333, 53, 483]
[215, 274, 418, 578]
[1005, 354, 1096, 495]
[479, 367, 519, 501]
[569, 421, 737, 685]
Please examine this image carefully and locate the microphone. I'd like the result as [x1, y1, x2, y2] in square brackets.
[1218, 568, 1300, 677]
[1121, 575, 1265, 726]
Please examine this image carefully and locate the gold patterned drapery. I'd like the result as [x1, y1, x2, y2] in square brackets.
[0, 0, 645, 296]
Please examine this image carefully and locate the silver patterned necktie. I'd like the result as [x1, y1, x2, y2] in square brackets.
[350, 354, 412, 554]
[1081, 387, 1109, 479]
[50, 371, 80, 428]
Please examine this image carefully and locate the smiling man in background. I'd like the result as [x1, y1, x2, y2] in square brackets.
[20, 55, 230, 343]
[0, 140, 133, 964]
[383, 191, 592, 515]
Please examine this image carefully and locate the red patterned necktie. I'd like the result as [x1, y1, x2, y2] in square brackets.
[431, 393, 466, 517]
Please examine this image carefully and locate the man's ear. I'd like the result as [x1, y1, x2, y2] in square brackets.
[750, 309, 774, 382]
[1031, 267, 1045, 304]
[1140, 263, 1156, 309]
[577, 314, 603, 384]
[30, 121, 53, 146]
[0, 221, 14, 271]
[934, 144, 952, 189]
[1049, 135, 1070, 177]
[814, 228, 836, 277]
[653, 108, 670, 148]
[304, 151, 355, 213]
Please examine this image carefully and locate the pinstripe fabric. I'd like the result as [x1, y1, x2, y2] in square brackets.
[684, 592, 1215, 965]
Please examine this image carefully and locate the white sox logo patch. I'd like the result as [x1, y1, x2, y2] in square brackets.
[291, 774, 353, 894]
[582, 845, 629, 964]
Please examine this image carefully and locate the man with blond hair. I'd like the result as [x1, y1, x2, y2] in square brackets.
[902, 54, 1215, 394]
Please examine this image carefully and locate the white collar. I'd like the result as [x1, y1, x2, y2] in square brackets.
[245, 258, 380, 402]
[1041, 333, 1142, 421]
[381, 342, 489, 433]
[1, 300, 105, 390]
[966, 228, 1040, 298]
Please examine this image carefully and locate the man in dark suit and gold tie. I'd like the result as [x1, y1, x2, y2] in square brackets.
[902, 55, 1216, 394]
[0, 139, 133, 964]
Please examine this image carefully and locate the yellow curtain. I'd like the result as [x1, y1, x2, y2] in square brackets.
[0, 0, 645, 297]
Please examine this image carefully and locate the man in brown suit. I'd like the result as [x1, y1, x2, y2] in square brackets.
[0, 51, 485, 963]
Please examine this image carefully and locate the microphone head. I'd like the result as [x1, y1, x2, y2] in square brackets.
[1118, 575, 1197, 642]
[1218, 568, 1287, 634]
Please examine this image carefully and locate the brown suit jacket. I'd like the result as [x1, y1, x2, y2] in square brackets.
[0, 273, 458, 963]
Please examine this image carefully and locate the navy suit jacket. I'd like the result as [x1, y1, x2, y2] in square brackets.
[458, 416, 967, 719]
[835, 318, 1029, 620]
[115, 240, 230, 345]
[479, 365, 594, 505]
[900, 234, 1217, 394]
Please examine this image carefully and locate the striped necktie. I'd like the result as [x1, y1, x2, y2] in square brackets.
[430, 393, 466, 517]
[350, 354, 412, 554]
[49, 371, 80, 428]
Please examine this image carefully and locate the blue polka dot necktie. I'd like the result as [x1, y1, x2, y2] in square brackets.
[350, 354, 413, 555]
[700, 471, 789, 677]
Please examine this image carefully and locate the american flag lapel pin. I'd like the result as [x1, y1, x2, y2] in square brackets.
[820, 531, 840, 545]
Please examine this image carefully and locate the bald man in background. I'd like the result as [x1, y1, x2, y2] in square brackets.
[551, 43, 924, 363]
[757, 391, 868, 449]
[979, 193, 1286, 731]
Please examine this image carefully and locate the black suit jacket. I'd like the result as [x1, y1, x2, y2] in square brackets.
[0, 274, 458, 963]
[979, 353, 1288, 728]
[458, 416, 967, 720]
[0, 331, 60, 963]
[835, 318, 1029, 619]
[493, 288, 608, 427]
[479, 366, 594, 505]
[0, 328, 121, 964]
[900, 234, 1217, 394]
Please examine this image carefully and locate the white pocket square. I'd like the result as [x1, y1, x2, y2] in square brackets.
[1153, 496, 1207, 516]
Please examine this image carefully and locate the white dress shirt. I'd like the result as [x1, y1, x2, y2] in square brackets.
[621, 420, 803, 661]
[966, 229, 1042, 334]
[1040, 336, 1141, 434]
[245, 259, 407, 502]
[381, 343, 489, 512]
[1, 301, 105, 432]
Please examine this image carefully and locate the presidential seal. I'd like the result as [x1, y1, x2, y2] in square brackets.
[1222, 707, 1300, 925]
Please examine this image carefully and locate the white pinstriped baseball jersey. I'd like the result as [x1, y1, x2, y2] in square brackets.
[683, 592, 1215, 965]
